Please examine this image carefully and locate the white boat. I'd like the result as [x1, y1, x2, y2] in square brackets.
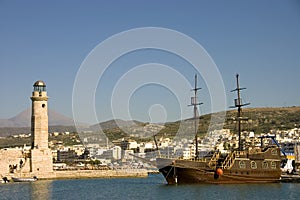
[12, 176, 38, 182]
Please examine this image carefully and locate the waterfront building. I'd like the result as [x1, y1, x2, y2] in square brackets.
[57, 149, 77, 162]
[112, 146, 122, 160]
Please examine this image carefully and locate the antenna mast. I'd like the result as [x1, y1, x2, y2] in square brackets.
[189, 74, 203, 158]
[230, 74, 250, 151]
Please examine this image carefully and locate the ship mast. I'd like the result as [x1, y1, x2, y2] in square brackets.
[230, 74, 250, 151]
[189, 74, 202, 158]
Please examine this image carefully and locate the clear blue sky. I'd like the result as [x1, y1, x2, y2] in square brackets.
[0, 0, 299, 124]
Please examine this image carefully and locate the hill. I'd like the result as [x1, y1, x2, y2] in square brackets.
[225, 107, 300, 133]
[89, 119, 145, 131]
[0, 108, 77, 127]
[0, 125, 79, 138]
[157, 106, 300, 138]
[0, 108, 88, 137]
[83, 106, 300, 142]
[1, 106, 299, 141]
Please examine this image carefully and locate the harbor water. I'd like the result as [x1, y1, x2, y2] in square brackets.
[1, 174, 300, 200]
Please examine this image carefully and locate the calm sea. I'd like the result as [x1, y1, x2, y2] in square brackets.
[1, 174, 300, 200]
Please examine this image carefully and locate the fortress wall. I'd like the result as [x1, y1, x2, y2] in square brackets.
[30, 149, 53, 173]
[52, 169, 148, 179]
[0, 148, 24, 176]
[3, 169, 148, 180]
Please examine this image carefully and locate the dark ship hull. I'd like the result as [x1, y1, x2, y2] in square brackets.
[157, 147, 282, 184]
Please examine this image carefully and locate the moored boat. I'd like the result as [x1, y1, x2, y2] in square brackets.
[157, 74, 284, 184]
[12, 176, 38, 182]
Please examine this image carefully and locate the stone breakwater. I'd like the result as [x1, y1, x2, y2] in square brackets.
[53, 169, 149, 179]
[2, 169, 148, 181]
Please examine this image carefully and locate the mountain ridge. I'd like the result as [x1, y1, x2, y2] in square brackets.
[1, 106, 300, 139]
[0, 108, 78, 127]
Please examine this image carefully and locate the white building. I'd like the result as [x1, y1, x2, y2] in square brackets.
[112, 146, 122, 160]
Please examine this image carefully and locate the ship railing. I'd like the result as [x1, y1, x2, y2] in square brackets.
[158, 155, 210, 162]
[157, 155, 178, 159]
[193, 157, 209, 162]
[176, 157, 210, 162]
[235, 150, 248, 158]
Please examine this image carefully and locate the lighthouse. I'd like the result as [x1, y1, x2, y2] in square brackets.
[31, 80, 49, 150]
[30, 80, 53, 174]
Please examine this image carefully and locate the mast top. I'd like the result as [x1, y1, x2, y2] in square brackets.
[230, 74, 250, 108]
[191, 74, 202, 92]
[189, 74, 203, 108]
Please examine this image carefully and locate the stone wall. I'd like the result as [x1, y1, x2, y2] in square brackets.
[2, 169, 148, 181]
[30, 148, 53, 173]
[0, 148, 30, 177]
[52, 169, 148, 179]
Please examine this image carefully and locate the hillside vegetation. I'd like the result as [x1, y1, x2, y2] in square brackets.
[225, 107, 300, 134]
[85, 106, 300, 142]
[156, 106, 300, 139]
[1, 107, 299, 148]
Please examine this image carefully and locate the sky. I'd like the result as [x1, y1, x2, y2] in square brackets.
[0, 0, 299, 125]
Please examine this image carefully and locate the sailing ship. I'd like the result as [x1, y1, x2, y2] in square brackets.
[156, 74, 284, 184]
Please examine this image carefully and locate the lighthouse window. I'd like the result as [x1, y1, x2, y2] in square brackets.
[262, 161, 268, 169]
[239, 160, 246, 168]
[271, 161, 276, 169]
[34, 85, 46, 92]
[251, 161, 257, 169]
[42, 104, 46, 108]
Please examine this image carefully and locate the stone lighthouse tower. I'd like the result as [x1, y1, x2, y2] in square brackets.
[30, 80, 53, 174]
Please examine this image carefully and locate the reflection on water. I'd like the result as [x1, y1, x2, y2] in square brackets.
[30, 180, 53, 200]
[1, 175, 300, 200]
[0, 180, 53, 200]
